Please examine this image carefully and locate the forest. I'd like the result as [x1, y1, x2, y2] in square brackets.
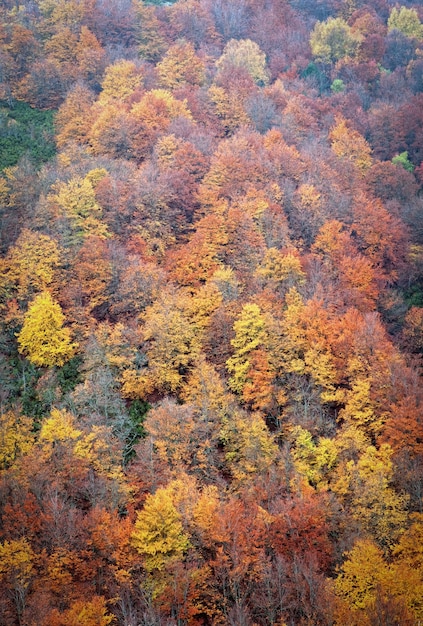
[0, 0, 422, 624]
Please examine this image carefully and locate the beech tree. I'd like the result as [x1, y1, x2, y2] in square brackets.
[387, 6, 423, 39]
[329, 117, 372, 174]
[334, 539, 390, 611]
[0, 411, 34, 470]
[310, 17, 362, 64]
[47, 596, 115, 626]
[157, 41, 205, 90]
[216, 38, 270, 85]
[226, 303, 267, 394]
[55, 82, 96, 148]
[3, 229, 60, 303]
[52, 170, 109, 243]
[0, 538, 35, 625]
[17, 292, 77, 368]
[131, 485, 191, 572]
[98, 60, 143, 105]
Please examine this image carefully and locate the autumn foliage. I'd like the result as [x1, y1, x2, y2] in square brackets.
[0, 0, 422, 624]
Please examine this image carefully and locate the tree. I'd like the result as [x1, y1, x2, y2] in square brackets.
[131, 485, 191, 572]
[390, 515, 423, 620]
[334, 539, 390, 611]
[39, 407, 82, 444]
[98, 60, 143, 105]
[52, 170, 109, 243]
[0, 538, 35, 625]
[291, 426, 338, 491]
[134, 0, 167, 62]
[168, 0, 218, 47]
[334, 523, 423, 623]
[242, 348, 276, 413]
[3, 228, 60, 303]
[310, 17, 362, 64]
[329, 117, 372, 174]
[211, 0, 251, 40]
[55, 82, 96, 148]
[207, 83, 250, 134]
[157, 41, 205, 90]
[332, 444, 409, 550]
[87, 104, 132, 159]
[75, 26, 106, 88]
[256, 248, 306, 294]
[127, 89, 193, 161]
[69, 235, 113, 312]
[0, 411, 35, 470]
[122, 289, 200, 396]
[366, 161, 418, 203]
[226, 303, 267, 394]
[392, 151, 414, 173]
[144, 399, 198, 472]
[402, 306, 423, 353]
[351, 195, 407, 281]
[216, 38, 269, 85]
[367, 104, 402, 162]
[44, 26, 79, 84]
[166, 215, 227, 288]
[270, 492, 334, 570]
[47, 596, 115, 626]
[17, 292, 77, 367]
[220, 410, 278, 483]
[37, 0, 88, 33]
[387, 6, 423, 39]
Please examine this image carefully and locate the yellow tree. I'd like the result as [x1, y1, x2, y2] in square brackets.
[226, 303, 267, 394]
[3, 228, 60, 302]
[87, 103, 131, 159]
[208, 84, 249, 134]
[216, 38, 269, 85]
[37, 0, 87, 33]
[39, 407, 82, 444]
[255, 248, 306, 293]
[333, 539, 390, 611]
[272, 287, 307, 377]
[0, 538, 35, 625]
[157, 41, 205, 90]
[332, 444, 408, 550]
[122, 289, 200, 397]
[388, 6, 423, 38]
[330, 117, 372, 174]
[17, 292, 77, 367]
[0, 411, 35, 470]
[142, 292, 200, 393]
[333, 527, 423, 623]
[52, 169, 109, 242]
[44, 26, 79, 80]
[220, 410, 278, 484]
[180, 356, 231, 477]
[47, 596, 115, 626]
[310, 17, 362, 63]
[291, 426, 338, 491]
[181, 355, 230, 421]
[338, 377, 382, 438]
[391, 516, 423, 619]
[131, 485, 191, 572]
[98, 60, 143, 105]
